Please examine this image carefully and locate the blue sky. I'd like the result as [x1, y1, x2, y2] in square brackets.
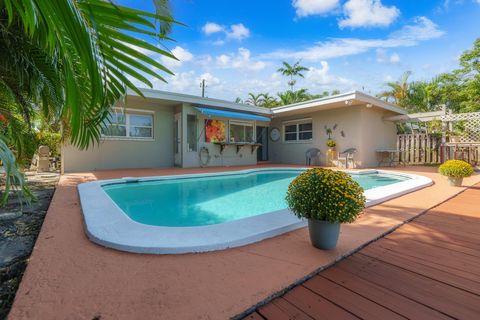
[119, 0, 480, 101]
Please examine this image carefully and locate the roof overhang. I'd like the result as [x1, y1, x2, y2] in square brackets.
[127, 88, 273, 116]
[271, 91, 406, 117]
[384, 110, 446, 122]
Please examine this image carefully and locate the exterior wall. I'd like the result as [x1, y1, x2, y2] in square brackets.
[62, 98, 175, 173]
[269, 106, 397, 168]
[180, 104, 269, 168]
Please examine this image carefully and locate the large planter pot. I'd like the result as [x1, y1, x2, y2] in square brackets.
[308, 219, 340, 250]
[326, 148, 336, 167]
[448, 176, 463, 187]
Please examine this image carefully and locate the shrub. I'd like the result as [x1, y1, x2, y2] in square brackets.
[286, 168, 366, 223]
[37, 131, 62, 157]
[438, 160, 474, 178]
[326, 139, 336, 148]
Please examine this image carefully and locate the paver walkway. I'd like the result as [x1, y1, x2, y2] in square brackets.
[243, 184, 480, 320]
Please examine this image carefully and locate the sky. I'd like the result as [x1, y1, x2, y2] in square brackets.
[118, 0, 480, 101]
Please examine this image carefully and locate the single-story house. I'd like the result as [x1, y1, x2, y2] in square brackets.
[61, 89, 406, 172]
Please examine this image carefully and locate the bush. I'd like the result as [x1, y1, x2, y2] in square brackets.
[439, 160, 474, 178]
[286, 168, 366, 223]
[36, 131, 62, 157]
[326, 139, 336, 148]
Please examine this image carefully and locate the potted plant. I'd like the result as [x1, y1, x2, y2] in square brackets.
[326, 139, 336, 150]
[438, 160, 474, 186]
[286, 168, 366, 250]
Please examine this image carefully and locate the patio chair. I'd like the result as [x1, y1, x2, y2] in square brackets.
[337, 148, 357, 169]
[305, 148, 321, 166]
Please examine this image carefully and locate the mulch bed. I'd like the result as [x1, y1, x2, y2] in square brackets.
[0, 173, 59, 319]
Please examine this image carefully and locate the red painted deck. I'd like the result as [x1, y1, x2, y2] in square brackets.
[242, 184, 480, 320]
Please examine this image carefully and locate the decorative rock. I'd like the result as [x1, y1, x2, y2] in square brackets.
[0, 236, 35, 268]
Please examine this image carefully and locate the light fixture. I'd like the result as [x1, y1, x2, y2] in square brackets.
[366, 103, 373, 108]
[344, 100, 353, 105]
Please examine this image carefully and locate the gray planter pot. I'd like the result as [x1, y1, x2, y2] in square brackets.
[307, 219, 340, 250]
[448, 176, 463, 187]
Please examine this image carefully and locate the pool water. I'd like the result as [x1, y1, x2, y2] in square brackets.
[102, 170, 409, 227]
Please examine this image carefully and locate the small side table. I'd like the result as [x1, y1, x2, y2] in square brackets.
[376, 149, 406, 167]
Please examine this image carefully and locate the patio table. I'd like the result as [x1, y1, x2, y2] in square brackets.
[376, 149, 406, 167]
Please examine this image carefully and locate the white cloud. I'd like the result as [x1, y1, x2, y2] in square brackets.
[292, 0, 339, 17]
[202, 22, 250, 42]
[262, 17, 444, 61]
[161, 46, 193, 68]
[376, 49, 400, 64]
[226, 24, 250, 40]
[389, 52, 400, 64]
[216, 48, 266, 71]
[304, 61, 355, 88]
[197, 72, 222, 88]
[339, 0, 400, 28]
[202, 22, 224, 35]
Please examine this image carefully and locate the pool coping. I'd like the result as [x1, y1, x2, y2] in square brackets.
[77, 168, 433, 254]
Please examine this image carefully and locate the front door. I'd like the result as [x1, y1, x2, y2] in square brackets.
[174, 113, 182, 166]
[256, 126, 268, 161]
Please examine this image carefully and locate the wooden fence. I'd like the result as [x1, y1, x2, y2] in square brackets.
[396, 134, 442, 164]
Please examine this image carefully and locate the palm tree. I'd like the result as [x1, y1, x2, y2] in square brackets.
[278, 89, 310, 105]
[260, 93, 279, 108]
[277, 60, 309, 90]
[246, 93, 265, 106]
[379, 71, 413, 106]
[0, 0, 177, 204]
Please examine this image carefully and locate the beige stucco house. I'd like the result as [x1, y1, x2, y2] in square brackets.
[61, 89, 405, 173]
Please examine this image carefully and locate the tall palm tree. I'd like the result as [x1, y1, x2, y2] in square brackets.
[379, 71, 412, 106]
[246, 93, 265, 106]
[0, 0, 178, 204]
[277, 60, 309, 90]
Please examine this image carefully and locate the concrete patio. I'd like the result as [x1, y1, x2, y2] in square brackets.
[8, 165, 480, 319]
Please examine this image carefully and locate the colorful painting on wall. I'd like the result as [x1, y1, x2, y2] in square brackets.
[205, 119, 226, 143]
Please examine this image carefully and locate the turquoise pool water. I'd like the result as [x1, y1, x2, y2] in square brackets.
[102, 170, 409, 227]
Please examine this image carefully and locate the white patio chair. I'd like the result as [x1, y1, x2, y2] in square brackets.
[337, 148, 357, 169]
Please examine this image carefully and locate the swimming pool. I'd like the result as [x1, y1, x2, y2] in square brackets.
[78, 168, 432, 254]
[102, 170, 408, 227]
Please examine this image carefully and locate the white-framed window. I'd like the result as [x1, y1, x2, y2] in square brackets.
[229, 121, 255, 143]
[283, 119, 312, 142]
[102, 109, 154, 140]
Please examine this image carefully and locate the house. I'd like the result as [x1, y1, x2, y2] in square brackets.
[61, 89, 405, 172]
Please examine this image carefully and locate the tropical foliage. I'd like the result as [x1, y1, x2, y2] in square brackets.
[286, 168, 365, 223]
[379, 38, 480, 113]
[0, 0, 177, 204]
[277, 60, 308, 90]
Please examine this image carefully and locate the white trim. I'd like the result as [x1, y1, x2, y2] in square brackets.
[272, 91, 406, 115]
[282, 117, 312, 124]
[112, 107, 155, 114]
[78, 168, 432, 254]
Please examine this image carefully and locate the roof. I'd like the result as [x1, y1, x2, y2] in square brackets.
[128, 88, 272, 116]
[271, 91, 406, 116]
[128, 89, 405, 118]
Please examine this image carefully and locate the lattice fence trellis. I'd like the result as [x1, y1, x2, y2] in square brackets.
[440, 111, 480, 143]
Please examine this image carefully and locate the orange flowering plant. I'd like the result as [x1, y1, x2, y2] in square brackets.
[286, 168, 366, 223]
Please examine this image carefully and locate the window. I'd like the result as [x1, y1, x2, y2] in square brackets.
[229, 121, 254, 143]
[187, 114, 197, 151]
[283, 119, 312, 142]
[102, 110, 153, 139]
